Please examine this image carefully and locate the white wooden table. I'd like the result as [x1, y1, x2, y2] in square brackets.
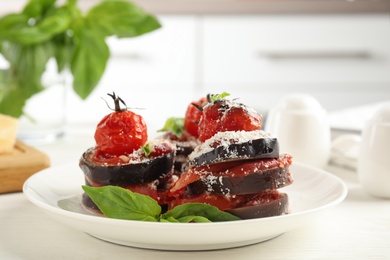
[1, 125, 389, 259]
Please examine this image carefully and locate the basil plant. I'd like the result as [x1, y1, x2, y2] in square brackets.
[0, 0, 161, 117]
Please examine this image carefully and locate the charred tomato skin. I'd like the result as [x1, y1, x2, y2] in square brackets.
[184, 97, 207, 138]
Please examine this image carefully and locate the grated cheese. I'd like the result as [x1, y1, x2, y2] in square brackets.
[189, 130, 272, 161]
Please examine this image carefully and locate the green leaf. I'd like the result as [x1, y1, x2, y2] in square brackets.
[123, 14, 161, 38]
[0, 82, 30, 117]
[81, 186, 240, 223]
[210, 92, 230, 102]
[162, 203, 240, 222]
[52, 4, 81, 73]
[22, 0, 56, 18]
[82, 186, 161, 222]
[86, 0, 161, 38]
[0, 0, 161, 113]
[71, 21, 109, 99]
[52, 34, 71, 72]
[159, 215, 211, 223]
[3, 42, 53, 84]
[176, 216, 212, 223]
[0, 42, 53, 117]
[158, 117, 184, 137]
[0, 8, 72, 46]
[0, 14, 29, 41]
[141, 143, 151, 156]
[159, 216, 180, 223]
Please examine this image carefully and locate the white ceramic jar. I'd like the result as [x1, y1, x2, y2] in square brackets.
[358, 103, 390, 198]
[265, 94, 331, 168]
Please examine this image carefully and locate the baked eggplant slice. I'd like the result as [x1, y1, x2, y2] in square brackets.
[187, 131, 279, 168]
[170, 154, 292, 196]
[80, 147, 175, 186]
[226, 192, 289, 219]
[168, 189, 289, 220]
[161, 131, 200, 173]
[187, 164, 292, 196]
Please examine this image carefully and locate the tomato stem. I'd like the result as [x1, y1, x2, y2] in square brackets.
[191, 102, 203, 112]
[107, 92, 127, 112]
[207, 94, 213, 103]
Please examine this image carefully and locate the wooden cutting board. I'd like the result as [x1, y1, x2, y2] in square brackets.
[0, 141, 50, 194]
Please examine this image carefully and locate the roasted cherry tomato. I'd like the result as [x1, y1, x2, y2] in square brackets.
[184, 97, 207, 138]
[198, 95, 262, 142]
[93, 93, 148, 158]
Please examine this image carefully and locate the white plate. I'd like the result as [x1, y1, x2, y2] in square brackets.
[23, 163, 347, 251]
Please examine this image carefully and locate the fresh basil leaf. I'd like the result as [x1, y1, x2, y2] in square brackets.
[0, 8, 71, 46]
[52, 4, 81, 72]
[176, 216, 212, 223]
[6, 42, 52, 85]
[210, 92, 230, 102]
[62, 0, 82, 20]
[71, 22, 109, 99]
[52, 33, 71, 72]
[0, 42, 53, 117]
[34, 7, 72, 36]
[0, 0, 161, 117]
[0, 14, 29, 41]
[160, 216, 211, 223]
[0, 82, 31, 117]
[22, 0, 56, 18]
[82, 186, 161, 222]
[81, 186, 241, 223]
[159, 216, 180, 223]
[141, 143, 151, 156]
[162, 203, 240, 222]
[159, 215, 211, 223]
[120, 14, 161, 38]
[86, 1, 161, 38]
[158, 117, 184, 137]
[67, 0, 77, 5]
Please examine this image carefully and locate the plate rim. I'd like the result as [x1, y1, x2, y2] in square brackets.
[22, 162, 348, 250]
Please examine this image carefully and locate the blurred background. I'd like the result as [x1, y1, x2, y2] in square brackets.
[1, 0, 390, 134]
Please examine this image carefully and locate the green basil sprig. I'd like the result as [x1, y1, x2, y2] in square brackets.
[209, 92, 230, 102]
[158, 117, 185, 137]
[82, 185, 240, 223]
[0, 0, 161, 117]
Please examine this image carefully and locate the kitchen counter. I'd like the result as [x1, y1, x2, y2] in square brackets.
[1, 125, 390, 259]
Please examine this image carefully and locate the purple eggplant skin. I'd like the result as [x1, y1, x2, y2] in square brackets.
[226, 193, 289, 219]
[188, 138, 279, 168]
[82, 192, 101, 213]
[187, 165, 293, 196]
[79, 147, 174, 186]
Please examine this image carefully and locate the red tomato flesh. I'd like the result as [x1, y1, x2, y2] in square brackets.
[184, 97, 207, 138]
[169, 154, 292, 196]
[168, 190, 284, 211]
[198, 100, 262, 142]
[94, 110, 148, 158]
